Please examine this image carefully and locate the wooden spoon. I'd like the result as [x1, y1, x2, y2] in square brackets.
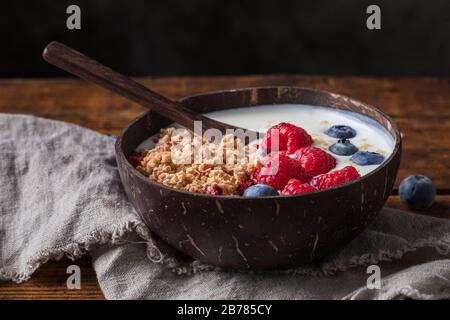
[42, 41, 257, 138]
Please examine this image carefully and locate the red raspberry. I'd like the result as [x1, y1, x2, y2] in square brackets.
[255, 153, 309, 190]
[295, 147, 336, 178]
[262, 122, 312, 155]
[236, 179, 256, 195]
[311, 166, 360, 190]
[128, 155, 144, 168]
[275, 150, 289, 157]
[203, 183, 223, 195]
[259, 150, 289, 159]
[282, 179, 317, 195]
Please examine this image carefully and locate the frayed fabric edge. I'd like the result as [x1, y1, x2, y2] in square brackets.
[386, 286, 450, 300]
[305, 235, 450, 277]
[152, 234, 450, 277]
[2, 221, 449, 282]
[343, 274, 450, 300]
[0, 219, 149, 283]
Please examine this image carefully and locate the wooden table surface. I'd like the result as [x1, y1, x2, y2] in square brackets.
[0, 75, 449, 299]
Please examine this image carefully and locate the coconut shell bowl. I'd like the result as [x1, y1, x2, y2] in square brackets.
[115, 87, 402, 270]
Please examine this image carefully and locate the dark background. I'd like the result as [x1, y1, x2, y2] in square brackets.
[1, 0, 449, 77]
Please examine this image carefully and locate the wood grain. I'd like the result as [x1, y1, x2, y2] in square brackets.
[42, 42, 253, 136]
[0, 75, 448, 299]
[0, 76, 448, 189]
[1, 195, 448, 300]
[0, 257, 103, 300]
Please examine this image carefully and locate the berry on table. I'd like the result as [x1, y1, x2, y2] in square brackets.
[243, 184, 279, 197]
[261, 122, 312, 154]
[255, 153, 309, 190]
[325, 125, 357, 139]
[311, 166, 360, 190]
[295, 146, 336, 178]
[351, 151, 385, 166]
[329, 139, 358, 156]
[282, 179, 317, 195]
[399, 175, 436, 210]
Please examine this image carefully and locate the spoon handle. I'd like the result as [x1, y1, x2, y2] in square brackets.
[43, 41, 249, 135]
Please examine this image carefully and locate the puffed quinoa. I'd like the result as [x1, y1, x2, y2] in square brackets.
[134, 128, 263, 195]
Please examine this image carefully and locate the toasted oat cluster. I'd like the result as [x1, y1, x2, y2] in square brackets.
[133, 128, 261, 195]
[130, 121, 372, 197]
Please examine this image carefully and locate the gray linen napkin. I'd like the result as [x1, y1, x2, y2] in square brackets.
[1, 114, 449, 299]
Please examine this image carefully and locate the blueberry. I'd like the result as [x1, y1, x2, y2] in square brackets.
[328, 139, 358, 156]
[351, 151, 385, 166]
[325, 125, 357, 139]
[399, 175, 436, 210]
[243, 184, 278, 197]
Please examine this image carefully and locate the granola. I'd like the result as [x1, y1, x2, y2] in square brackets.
[134, 128, 261, 195]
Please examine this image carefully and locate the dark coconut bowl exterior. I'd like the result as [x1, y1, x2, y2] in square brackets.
[115, 87, 401, 270]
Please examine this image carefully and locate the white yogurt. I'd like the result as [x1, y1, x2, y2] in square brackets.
[137, 104, 395, 177]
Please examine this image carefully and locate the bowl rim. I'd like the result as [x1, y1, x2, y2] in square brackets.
[115, 86, 402, 200]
